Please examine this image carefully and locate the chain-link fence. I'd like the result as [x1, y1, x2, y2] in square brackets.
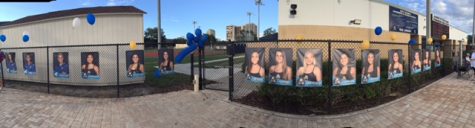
[0, 43, 197, 97]
[227, 40, 456, 113]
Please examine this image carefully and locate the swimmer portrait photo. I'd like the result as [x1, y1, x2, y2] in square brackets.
[23, 52, 36, 76]
[388, 49, 404, 79]
[434, 49, 442, 67]
[126, 50, 145, 78]
[296, 48, 322, 87]
[422, 50, 431, 71]
[268, 48, 293, 86]
[332, 49, 356, 86]
[5, 52, 17, 74]
[411, 49, 422, 74]
[81, 52, 100, 80]
[245, 48, 265, 84]
[53, 52, 69, 79]
[361, 49, 380, 84]
[158, 49, 173, 74]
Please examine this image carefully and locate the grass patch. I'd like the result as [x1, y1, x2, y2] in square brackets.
[144, 57, 191, 88]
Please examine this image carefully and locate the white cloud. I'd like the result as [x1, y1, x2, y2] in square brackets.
[386, 0, 474, 34]
[106, 0, 135, 6]
[432, 0, 474, 33]
[82, 0, 93, 6]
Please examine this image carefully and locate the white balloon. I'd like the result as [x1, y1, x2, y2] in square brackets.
[72, 17, 81, 28]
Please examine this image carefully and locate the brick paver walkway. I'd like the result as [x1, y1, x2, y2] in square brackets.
[1, 73, 475, 128]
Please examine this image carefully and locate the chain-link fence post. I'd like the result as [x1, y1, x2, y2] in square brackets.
[199, 47, 203, 90]
[116, 44, 120, 98]
[202, 45, 206, 89]
[46, 46, 50, 94]
[408, 44, 413, 92]
[0, 58, 4, 89]
[190, 51, 195, 85]
[228, 43, 234, 101]
[326, 41, 333, 112]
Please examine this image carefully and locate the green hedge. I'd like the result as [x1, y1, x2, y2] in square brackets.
[253, 58, 453, 113]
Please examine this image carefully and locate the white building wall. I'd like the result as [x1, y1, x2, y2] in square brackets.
[0, 13, 144, 48]
[280, 0, 390, 30]
[279, 0, 466, 38]
[449, 27, 467, 40]
[0, 12, 145, 86]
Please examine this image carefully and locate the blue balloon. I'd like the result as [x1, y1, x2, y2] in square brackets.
[23, 35, 29, 42]
[175, 44, 198, 63]
[154, 69, 161, 78]
[195, 28, 202, 38]
[374, 26, 383, 36]
[199, 34, 208, 49]
[0, 35, 6, 42]
[186, 33, 195, 46]
[87, 13, 96, 25]
[409, 39, 417, 46]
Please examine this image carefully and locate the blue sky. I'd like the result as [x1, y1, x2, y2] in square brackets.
[162, 0, 278, 40]
[0, 0, 157, 32]
[0, 0, 473, 40]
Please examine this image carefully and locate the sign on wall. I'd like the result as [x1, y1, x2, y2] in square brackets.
[389, 6, 418, 34]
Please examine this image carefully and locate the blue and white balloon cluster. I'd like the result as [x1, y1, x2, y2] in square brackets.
[175, 28, 208, 63]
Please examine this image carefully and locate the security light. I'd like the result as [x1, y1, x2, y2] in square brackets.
[290, 4, 297, 15]
[350, 19, 362, 25]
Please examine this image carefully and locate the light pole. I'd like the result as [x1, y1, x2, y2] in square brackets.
[247, 12, 252, 26]
[472, 0, 475, 48]
[193, 21, 197, 30]
[247, 12, 252, 41]
[426, 0, 431, 49]
[255, 0, 263, 41]
[158, 0, 161, 48]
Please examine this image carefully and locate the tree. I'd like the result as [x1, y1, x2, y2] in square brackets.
[263, 27, 277, 37]
[144, 27, 166, 48]
[207, 34, 217, 46]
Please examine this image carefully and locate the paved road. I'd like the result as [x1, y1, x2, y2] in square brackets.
[0, 73, 475, 128]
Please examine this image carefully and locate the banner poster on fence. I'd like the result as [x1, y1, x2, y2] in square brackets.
[388, 49, 404, 79]
[269, 48, 293, 86]
[296, 48, 323, 87]
[158, 49, 174, 75]
[434, 49, 442, 67]
[422, 50, 431, 71]
[245, 47, 265, 84]
[22, 52, 36, 76]
[411, 49, 422, 74]
[332, 49, 356, 86]
[361, 49, 381, 84]
[5, 52, 17, 74]
[81, 52, 100, 80]
[53, 52, 70, 79]
[126, 50, 145, 78]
